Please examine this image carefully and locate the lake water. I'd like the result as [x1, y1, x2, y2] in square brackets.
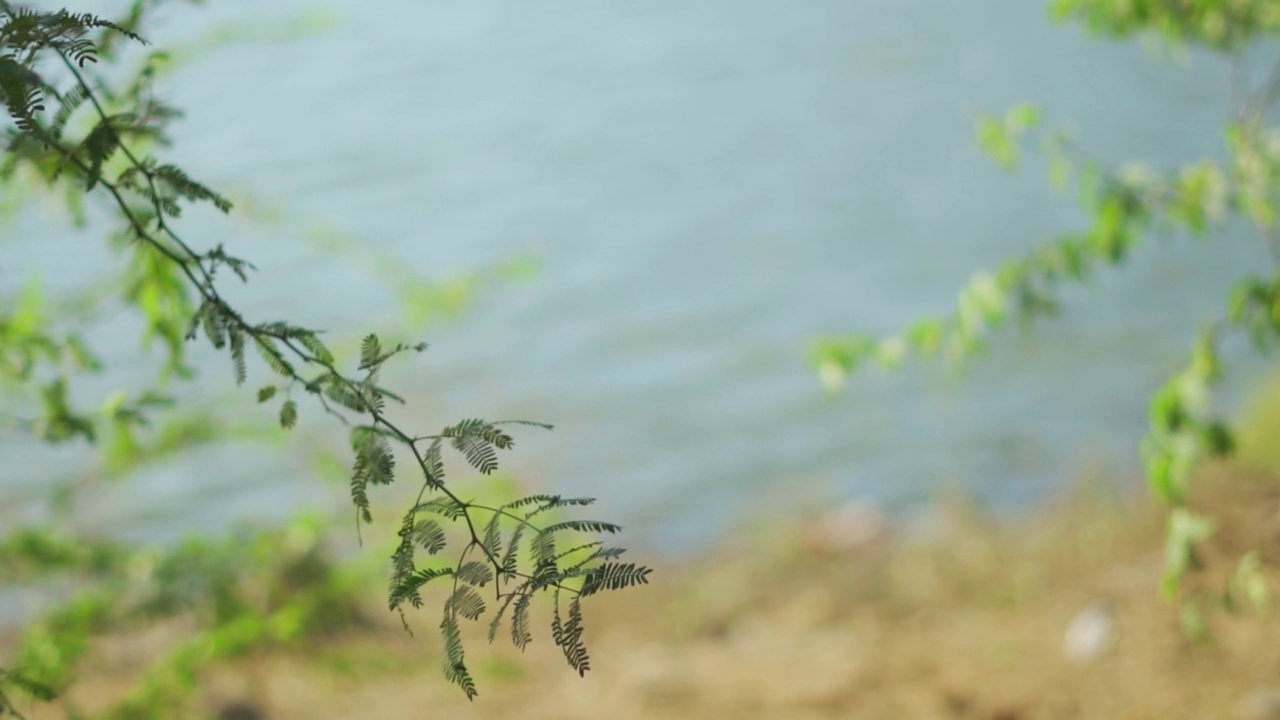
[2, 0, 1274, 555]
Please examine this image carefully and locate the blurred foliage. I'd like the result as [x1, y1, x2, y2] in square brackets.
[1234, 369, 1280, 470]
[0, 0, 647, 714]
[812, 0, 1280, 634]
[1050, 0, 1280, 51]
[2, 515, 365, 719]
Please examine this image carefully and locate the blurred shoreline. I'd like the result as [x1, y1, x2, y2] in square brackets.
[12, 453, 1279, 720]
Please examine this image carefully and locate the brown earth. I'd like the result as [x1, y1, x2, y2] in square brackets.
[18, 464, 1280, 720]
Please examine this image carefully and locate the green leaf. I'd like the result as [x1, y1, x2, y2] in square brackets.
[228, 327, 247, 385]
[279, 400, 297, 429]
[482, 511, 502, 558]
[321, 376, 367, 413]
[511, 593, 533, 650]
[977, 115, 1016, 170]
[447, 585, 486, 621]
[297, 332, 333, 365]
[411, 519, 446, 554]
[456, 560, 494, 588]
[500, 523, 525, 578]
[441, 613, 477, 699]
[552, 594, 590, 676]
[390, 567, 453, 611]
[253, 336, 294, 378]
[540, 519, 623, 536]
[451, 432, 499, 475]
[580, 562, 652, 597]
[359, 333, 381, 370]
[257, 385, 277, 403]
[1005, 102, 1042, 131]
[413, 496, 466, 520]
[488, 592, 518, 643]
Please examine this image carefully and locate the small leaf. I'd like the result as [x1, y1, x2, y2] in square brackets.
[254, 335, 294, 377]
[511, 593, 533, 650]
[279, 400, 297, 429]
[229, 327, 247, 385]
[456, 560, 494, 588]
[580, 562, 652, 597]
[1005, 102, 1042, 131]
[298, 332, 334, 364]
[482, 511, 502, 559]
[412, 519, 446, 554]
[440, 612, 477, 699]
[359, 333, 382, 370]
[447, 585, 486, 621]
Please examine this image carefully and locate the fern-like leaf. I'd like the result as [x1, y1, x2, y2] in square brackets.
[455, 560, 494, 588]
[0, 56, 46, 131]
[422, 437, 445, 488]
[488, 591, 518, 642]
[500, 522, 525, 579]
[390, 566, 452, 611]
[447, 584, 486, 621]
[552, 541, 602, 564]
[442, 418, 515, 450]
[359, 333, 381, 370]
[153, 163, 231, 212]
[553, 595, 590, 677]
[351, 426, 394, 485]
[541, 519, 623, 536]
[49, 82, 89, 139]
[506, 493, 558, 509]
[413, 495, 466, 520]
[79, 116, 121, 190]
[411, 519, 446, 554]
[531, 530, 556, 568]
[321, 375, 367, 412]
[564, 546, 628, 575]
[511, 494, 596, 518]
[580, 562, 652, 597]
[440, 613, 477, 700]
[350, 471, 371, 525]
[492, 419, 555, 431]
[451, 432, 499, 475]
[296, 331, 334, 364]
[511, 592, 533, 650]
[201, 300, 226, 349]
[482, 511, 502, 558]
[228, 325, 246, 385]
[388, 518, 417, 609]
[253, 335, 294, 378]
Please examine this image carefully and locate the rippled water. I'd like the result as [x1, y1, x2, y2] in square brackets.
[3, 0, 1273, 554]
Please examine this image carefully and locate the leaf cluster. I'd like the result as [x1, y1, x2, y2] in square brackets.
[3, 0, 649, 707]
[0, 516, 365, 719]
[1050, 0, 1280, 51]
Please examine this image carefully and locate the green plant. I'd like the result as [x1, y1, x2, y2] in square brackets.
[0, 1, 649, 712]
[0, 516, 365, 719]
[812, 0, 1278, 627]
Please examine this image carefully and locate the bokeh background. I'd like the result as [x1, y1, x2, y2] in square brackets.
[5, 0, 1274, 548]
[4, 1, 1280, 718]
